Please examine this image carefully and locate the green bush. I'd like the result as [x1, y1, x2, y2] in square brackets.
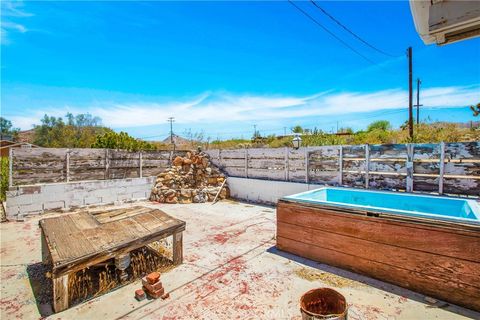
[1, 157, 9, 202]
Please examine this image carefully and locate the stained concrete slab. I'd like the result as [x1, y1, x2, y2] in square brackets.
[1, 200, 479, 320]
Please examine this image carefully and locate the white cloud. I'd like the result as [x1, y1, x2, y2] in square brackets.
[1, 1, 31, 44]
[6, 85, 479, 130]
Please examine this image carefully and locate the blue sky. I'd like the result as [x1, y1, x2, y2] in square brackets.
[1, 1, 479, 140]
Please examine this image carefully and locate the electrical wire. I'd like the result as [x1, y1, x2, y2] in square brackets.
[287, 0, 378, 66]
[309, 0, 395, 57]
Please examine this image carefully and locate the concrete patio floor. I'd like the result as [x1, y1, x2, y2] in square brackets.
[1, 200, 479, 320]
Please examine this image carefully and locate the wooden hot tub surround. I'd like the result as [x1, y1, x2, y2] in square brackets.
[276, 199, 480, 311]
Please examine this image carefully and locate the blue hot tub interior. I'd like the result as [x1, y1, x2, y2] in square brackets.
[283, 187, 480, 224]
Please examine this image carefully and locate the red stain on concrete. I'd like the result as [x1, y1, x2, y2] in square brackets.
[0, 296, 23, 315]
[211, 229, 245, 245]
[239, 281, 249, 294]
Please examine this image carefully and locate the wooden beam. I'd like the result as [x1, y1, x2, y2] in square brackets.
[305, 147, 309, 184]
[406, 144, 414, 192]
[365, 144, 370, 189]
[284, 147, 289, 181]
[8, 147, 13, 187]
[173, 232, 183, 265]
[244, 147, 248, 178]
[439, 141, 445, 194]
[65, 150, 70, 182]
[105, 149, 110, 180]
[53, 274, 69, 313]
[139, 152, 143, 178]
[338, 146, 343, 186]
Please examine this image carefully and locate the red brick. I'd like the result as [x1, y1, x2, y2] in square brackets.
[161, 292, 170, 300]
[144, 286, 165, 299]
[142, 277, 163, 291]
[135, 289, 146, 301]
[146, 272, 161, 284]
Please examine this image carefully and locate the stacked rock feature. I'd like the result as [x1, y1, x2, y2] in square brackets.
[150, 151, 228, 204]
[142, 272, 164, 299]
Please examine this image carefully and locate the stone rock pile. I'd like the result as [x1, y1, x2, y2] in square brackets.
[150, 151, 228, 204]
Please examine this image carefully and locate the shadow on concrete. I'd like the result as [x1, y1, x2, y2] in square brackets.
[26, 262, 54, 317]
[267, 246, 480, 319]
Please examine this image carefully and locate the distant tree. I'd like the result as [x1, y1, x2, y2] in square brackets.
[471, 103, 480, 116]
[367, 120, 391, 132]
[91, 131, 155, 151]
[0, 117, 20, 140]
[33, 113, 110, 148]
[252, 130, 262, 139]
[291, 125, 304, 134]
[339, 127, 353, 134]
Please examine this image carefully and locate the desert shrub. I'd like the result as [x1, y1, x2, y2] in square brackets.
[1, 157, 8, 202]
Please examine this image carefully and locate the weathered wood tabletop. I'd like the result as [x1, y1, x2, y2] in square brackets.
[39, 206, 186, 312]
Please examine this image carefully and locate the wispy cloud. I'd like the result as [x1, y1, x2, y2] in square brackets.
[1, 1, 32, 44]
[5, 85, 479, 130]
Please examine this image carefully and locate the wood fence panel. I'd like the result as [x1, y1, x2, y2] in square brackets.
[141, 151, 172, 177]
[12, 148, 67, 185]
[287, 148, 307, 182]
[443, 178, 480, 196]
[69, 149, 106, 181]
[369, 144, 408, 159]
[108, 150, 140, 179]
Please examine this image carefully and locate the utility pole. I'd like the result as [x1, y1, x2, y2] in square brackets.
[253, 124, 257, 138]
[414, 78, 423, 125]
[167, 117, 175, 144]
[407, 47, 413, 140]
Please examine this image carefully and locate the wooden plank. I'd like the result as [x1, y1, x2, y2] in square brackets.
[65, 151, 70, 182]
[277, 221, 480, 287]
[369, 144, 408, 159]
[53, 274, 69, 312]
[445, 141, 480, 160]
[8, 147, 13, 187]
[339, 146, 343, 185]
[443, 178, 480, 196]
[439, 142, 445, 194]
[406, 144, 414, 192]
[305, 147, 309, 184]
[173, 231, 183, 265]
[369, 174, 406, 190]
[276, 236, 480, 311]
[365, 144, 370, 189]
[245, 148, 248, 178]
[139, 152, 143, 178]
[105, 149, 110, 180]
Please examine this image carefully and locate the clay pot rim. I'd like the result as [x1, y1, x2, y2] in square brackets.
[299, 287, 348, 317]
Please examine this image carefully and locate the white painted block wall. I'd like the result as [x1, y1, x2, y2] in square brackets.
[6, 177, 155, 220]
[227, 177, 323, 205]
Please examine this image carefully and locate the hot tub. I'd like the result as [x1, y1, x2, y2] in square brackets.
[276, 187, 480, 311]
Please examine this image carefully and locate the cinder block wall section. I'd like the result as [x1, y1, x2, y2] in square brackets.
[6, 177, 155, 220]
[227, 177, 322, 205]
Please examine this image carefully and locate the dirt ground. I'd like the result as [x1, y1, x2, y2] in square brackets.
[1, 200, 479, 319]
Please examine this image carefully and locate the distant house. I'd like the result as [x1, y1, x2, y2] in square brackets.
[0, 140, 38, 157]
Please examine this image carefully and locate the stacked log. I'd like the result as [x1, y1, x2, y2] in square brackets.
[150, 151, 228, 204]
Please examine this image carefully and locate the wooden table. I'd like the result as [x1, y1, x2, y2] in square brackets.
[39, 206, 186, 313]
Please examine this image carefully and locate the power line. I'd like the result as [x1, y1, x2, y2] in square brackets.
[309, 0, 395, 57]
[287, 0, 378, 66]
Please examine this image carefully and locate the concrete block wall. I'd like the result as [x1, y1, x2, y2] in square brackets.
[227, 177, 323, 205]
[6, 177, 155, 220]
